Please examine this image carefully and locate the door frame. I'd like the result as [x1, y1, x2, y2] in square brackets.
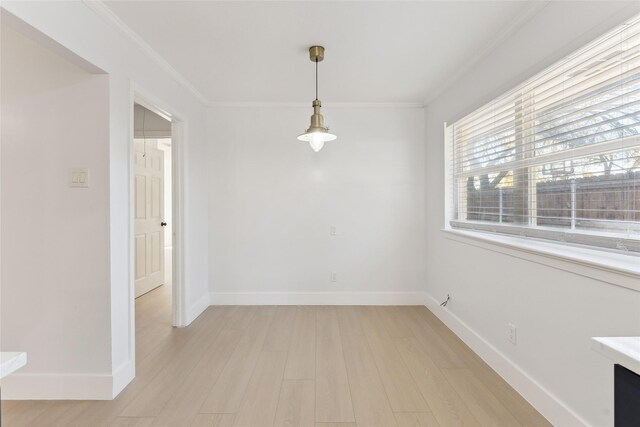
[129, 85, 187, 330]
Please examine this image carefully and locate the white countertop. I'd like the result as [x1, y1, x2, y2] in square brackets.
[0, 352, 27, 379]
[592, 337, 640, 376]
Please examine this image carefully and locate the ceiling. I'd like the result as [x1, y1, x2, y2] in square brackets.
[134, 103, 171, 138]
[103, 1, 540, 104]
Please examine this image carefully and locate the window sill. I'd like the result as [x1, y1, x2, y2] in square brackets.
[442, 228, 640, 293]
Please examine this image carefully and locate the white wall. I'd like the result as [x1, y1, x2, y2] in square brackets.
[208, 106, 425, 304]
[424, 2, 640, 426]
[1, 2, 209, 399]
[1, 24, 111, 388]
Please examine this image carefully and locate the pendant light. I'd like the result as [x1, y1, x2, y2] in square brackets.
[297, 46, 336, 152]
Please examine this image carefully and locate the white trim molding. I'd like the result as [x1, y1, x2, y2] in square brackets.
[186, 291, 211, 325]
[112, 359, 135, 398]
[2, 373, 114, 400]
[443, 228, 640, 293]
[424, 292, 587, 427]
[209, 291, 427, 306]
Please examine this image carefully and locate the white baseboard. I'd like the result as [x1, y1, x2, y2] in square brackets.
[2, 372, 114, 400]
[423, 292, 588, 427]
[209, 291, 427, 306]
[2, 360, 134, 400]
[185, 290, 210, 325]
[111, 359, 134, 398]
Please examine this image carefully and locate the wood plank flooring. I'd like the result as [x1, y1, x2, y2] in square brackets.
[1, 285, 551, 426]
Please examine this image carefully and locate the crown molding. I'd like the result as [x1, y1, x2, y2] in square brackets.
[207, 101, 425, 109]
[82, 0, 209, 106]
[423, 1, 550, 106]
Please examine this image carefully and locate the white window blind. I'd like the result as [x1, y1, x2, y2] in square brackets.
[448, 13, 640, 254]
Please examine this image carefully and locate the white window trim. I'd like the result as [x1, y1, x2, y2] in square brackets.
[442, 227, 640, 293]
[444, 123, 640, 293]
[449, 220, 640, 253]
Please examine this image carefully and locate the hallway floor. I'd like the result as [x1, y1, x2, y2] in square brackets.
[2, 286, 550, 426]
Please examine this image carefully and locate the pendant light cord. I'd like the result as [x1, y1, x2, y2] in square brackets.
[315, 58, 319, 101]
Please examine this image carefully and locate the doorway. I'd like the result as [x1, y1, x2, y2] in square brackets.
[132, 102, 174, 358]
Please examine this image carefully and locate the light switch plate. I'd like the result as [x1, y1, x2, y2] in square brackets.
[69, 168, 89, 188]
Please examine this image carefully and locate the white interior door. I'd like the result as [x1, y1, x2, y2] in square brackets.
[134, 139, 165, 298]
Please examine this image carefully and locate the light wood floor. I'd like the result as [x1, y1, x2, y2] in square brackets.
[2, 285, 551, 426]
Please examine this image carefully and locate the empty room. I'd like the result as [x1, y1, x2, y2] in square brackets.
[1, 1, 639, 427]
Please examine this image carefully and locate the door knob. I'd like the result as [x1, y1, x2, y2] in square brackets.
[161, 222, 167, 227]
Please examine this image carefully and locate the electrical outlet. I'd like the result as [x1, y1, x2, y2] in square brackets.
[508, 323, 517, 345]
[330, 272, 337, 282]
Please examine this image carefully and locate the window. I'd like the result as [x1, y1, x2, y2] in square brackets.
[447, 14, 640, 254]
